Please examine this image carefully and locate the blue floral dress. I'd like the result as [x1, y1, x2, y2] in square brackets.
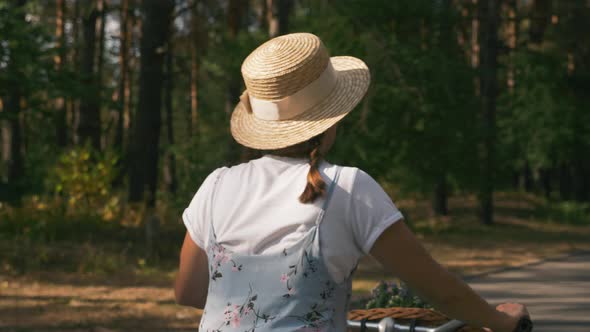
[198, 166, 355, 331]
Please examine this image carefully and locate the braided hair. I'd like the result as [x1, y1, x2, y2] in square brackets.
[260, 133, 327, 204]
[299, 135, 326, 203]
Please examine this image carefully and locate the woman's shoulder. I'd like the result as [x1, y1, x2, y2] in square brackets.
[325, 163, 380, 194]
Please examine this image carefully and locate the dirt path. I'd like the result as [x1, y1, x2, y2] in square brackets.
[0, 274, 201, 332]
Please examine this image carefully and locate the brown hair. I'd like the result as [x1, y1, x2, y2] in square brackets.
[261, 134, 326, 204]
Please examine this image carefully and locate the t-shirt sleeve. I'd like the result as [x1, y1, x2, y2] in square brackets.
[349, 169, 404, 255]
[182, 167, 225, 249]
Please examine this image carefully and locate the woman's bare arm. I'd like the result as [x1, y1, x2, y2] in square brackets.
[370, 220, 520, 332]
[174, 232, 209, 308]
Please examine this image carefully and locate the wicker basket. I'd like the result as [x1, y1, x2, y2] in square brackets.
[348, 307, 486, 332]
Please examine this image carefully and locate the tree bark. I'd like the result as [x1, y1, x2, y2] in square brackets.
[112, 0, 133, 187]
[433, 177, 449, 216]
[529, 0, 552, 44]
[189, 44, 198, 136]
[3, 0, 27, 204]
[478, 0, 499, 225]
[559, 163, 572, 200]
[128, 0, 174, 255]
[123, 5, 142, 141]
[267, 0, 293, 37]
[471, 0, 480, 69]
[257, 0, 268, 31]
[540, 167, 552, 199]
[97, 0, 107, 148]
[189, 3, 206, 137]
[68, 0, 81, 144]
[505, 0, 517, 92]
[226, 0, 247, 114]
[128, 0, 174, 205]
[78, 3, 101, 150]
[5, 90, 24, 203]
[115, 0, 128, 149]
[225, 0, 248, 163]
[54, 0, 67, 147]
[163, 26, 177, 194]
[115, 0, 132, 150]
[522, 160, 533, 192]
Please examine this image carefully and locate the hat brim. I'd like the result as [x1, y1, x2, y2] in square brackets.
[230, 56, 370, 150]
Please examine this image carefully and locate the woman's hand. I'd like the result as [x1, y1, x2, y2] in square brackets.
[483, 303, 530, 332]
[496, 302, 529, 319]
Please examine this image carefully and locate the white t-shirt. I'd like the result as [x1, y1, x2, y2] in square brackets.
[182, 154, 403, 283]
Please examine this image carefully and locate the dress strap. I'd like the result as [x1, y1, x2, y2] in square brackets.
[316, 166, 342, 226]
[209, 167, 228, 240]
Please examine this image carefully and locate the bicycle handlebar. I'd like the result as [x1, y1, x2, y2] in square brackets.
[346, 318, 466, 332]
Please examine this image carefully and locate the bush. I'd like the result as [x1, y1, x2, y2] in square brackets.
[47, 145, 120, 219]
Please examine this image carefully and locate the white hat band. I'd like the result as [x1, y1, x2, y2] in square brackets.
[248, 61, 337, 121]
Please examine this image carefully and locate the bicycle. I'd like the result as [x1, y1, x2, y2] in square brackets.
[347, 317, 466, 332]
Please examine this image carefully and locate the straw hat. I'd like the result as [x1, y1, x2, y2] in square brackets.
[230, 32, 370, 150]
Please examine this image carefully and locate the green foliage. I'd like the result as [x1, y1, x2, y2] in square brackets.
[538, 200, 590, 226]
[1, 0, 590, 234]
[47, 146, 120, 217]
[294, 1, 479, 195]
[498, 50, 584, 171]
[0, 1, 57, 116]
[365, 280, 431, 309]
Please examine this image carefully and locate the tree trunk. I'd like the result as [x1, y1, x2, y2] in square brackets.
[128, 0, 174, 255]
[189, 4, 205, 137]
[559, 163, 572, 200]
[225, 0, 248, 163]
[128, 0, 174, 205]
[433, 177, 449, 216]
[267, 0, 293, 37]
[4, 91, 24, 204]
[226, 0, 247, 109]
[189, 44, 198, 136]
[127, 6, 140, 138]
[505, 0, 517, 92]
[522, 160, 533, 192]
[478, 0, 499, 225]
[1, 104, 9, 184]
[471, 0, 480, 69]
[163, 27, 177, 194]
[226, 0, 247, 117]
[97, 0, 107, 148]
[257, 0, 268, 31]
[115, 0, 129, 150]
[68, 0, 81, 145]
[54, 0, 68, 147]
[2, 0, 27, 204]
[78, 4, 101, 150]
[529, 0, 552, 44]
[540, 167, 552, 199]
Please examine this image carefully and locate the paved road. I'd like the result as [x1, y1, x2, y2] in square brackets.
[467, 252, 590, 332]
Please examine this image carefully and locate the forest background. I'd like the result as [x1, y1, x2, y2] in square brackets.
[1, 0, 589, 330]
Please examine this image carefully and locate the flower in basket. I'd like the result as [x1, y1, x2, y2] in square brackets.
[365, 280, 432, 309]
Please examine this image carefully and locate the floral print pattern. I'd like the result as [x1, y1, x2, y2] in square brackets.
[199, 167, 349, 331]
[209, 240, 243, 281]
[204, 285, 275, 332]
[279, 247, 338, 330]
[280, 248, 318, 298]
